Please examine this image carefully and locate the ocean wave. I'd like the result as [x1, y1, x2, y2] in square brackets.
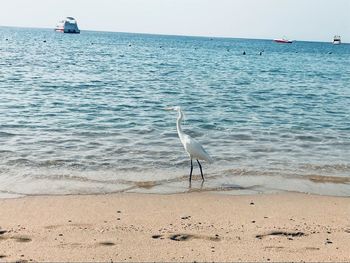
[0, 131, 16, 137]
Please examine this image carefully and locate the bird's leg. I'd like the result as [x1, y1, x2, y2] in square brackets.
[189, 159, 193, 182]
[197, 159, 204, 181]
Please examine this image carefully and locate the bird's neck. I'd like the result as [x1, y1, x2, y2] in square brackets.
[176, 110, 185, 141]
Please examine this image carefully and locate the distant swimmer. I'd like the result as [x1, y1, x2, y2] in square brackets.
[259, 51, 262, 55]
[243, 51, 246, 55]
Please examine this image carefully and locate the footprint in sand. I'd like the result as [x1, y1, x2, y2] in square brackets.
[152, 233, 220, 242]
[0, 234, 31, 243]
[99, 241, 115, 246]
[170, 234, 194, 241]
[306, 247, 320, 250]
[256, 231, 305, 239]
[14, 236, 32, 243]
[151, 235, 163, 239]
[169, 234, 220, 242]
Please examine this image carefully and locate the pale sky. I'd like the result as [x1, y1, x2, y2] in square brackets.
[0, 0, 349, 42]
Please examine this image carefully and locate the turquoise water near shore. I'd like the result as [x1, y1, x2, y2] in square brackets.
[0, 27, 349, 197]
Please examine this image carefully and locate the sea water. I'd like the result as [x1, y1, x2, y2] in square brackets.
[0, 27, 349, 197]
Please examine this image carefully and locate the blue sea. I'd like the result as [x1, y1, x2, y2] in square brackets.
[1, 27, 349, 198]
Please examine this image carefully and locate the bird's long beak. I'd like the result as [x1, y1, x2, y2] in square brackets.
[165, 107, 173, 111]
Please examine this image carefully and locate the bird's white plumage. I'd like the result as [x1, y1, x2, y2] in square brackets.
[181, 134, 213, 162]
[168, 106, 213, 163]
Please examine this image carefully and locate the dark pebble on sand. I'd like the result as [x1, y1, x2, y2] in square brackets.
[327, 231, 331, 234]
[325, 238, 333, 244]
[117, 218, 121, 220]
[117, 211, 121, 213]
[0, 230, 7, 235]
[58, 233, 63, 236]
[251, 221, 256, 223]
[288, 237, 293, 240]
[250, 202, 255, 205]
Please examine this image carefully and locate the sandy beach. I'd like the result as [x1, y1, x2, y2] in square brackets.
[0, 192, 349, 262]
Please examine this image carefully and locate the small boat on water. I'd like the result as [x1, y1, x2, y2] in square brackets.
[333, 35, 341, 45]
[55, 17, 80, 34]
[274, 38, 293, 44]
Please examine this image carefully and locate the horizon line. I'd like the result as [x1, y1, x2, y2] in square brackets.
[0, 24, 347, 44]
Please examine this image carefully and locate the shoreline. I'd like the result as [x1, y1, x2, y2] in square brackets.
[1, 170, 350, 199]
[0, 192, 349, 262]
[1, 188, 350, 200]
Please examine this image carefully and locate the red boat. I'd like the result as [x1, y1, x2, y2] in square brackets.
[274, 38, 293, 44]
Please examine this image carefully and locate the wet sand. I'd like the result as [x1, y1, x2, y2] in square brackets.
[0, 192, 349, 262]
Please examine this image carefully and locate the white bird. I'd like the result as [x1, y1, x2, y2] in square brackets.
[166, 106, 213, 182]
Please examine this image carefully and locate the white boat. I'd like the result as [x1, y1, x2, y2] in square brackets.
[333, 35, 341, 45]
[55, 17, 80, 34]
[274, 38, 293, 44]
[273, 36, 293, 44]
